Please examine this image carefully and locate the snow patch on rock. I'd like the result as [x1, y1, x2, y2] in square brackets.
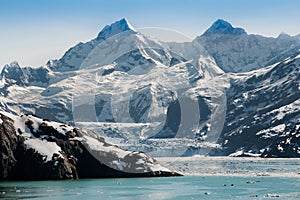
[24, 139, 63, 162]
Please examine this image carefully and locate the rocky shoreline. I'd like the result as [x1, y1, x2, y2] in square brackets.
[0, 112, 181, 181]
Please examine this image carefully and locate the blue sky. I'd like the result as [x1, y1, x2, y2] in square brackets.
[1, 0, 300, 68]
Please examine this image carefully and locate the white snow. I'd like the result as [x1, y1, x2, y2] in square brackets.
[45, 121, 73, 135]
[242, 92, 248, 99]
[1, 111, 74, 137]
[295, 53, 300, 59]
[0, 111, 174, 173]
[228, 150, 261, 157]
[24, 139, 63, 162]
[0, 78, 5, 88]
[268, 99, 300, 122]
[229, 150, 244, 157]
[146, 163, 171, 173]
[124, 18, 137, 32]
[82, 135, 130, 159]
[273, 124, 286, 132]
[256, 124, 286, 139]
[136, 158, 144, 165]
[112, 160, 128, 171]
[81, 135, 172, 172]
[1, 112, 30, 135]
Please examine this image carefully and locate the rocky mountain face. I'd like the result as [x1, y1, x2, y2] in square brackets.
[0, 112, 180, 180]
[0, 18, 299, 160]
[213, 54, 300, 157]
[202, 19, 247, 36]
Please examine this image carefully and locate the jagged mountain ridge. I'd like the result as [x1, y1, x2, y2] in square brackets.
[0, 18, 299, 158]
[0, 18, 221, 124]
[49, 18, 137, 72]
[196, 19, 300, 72]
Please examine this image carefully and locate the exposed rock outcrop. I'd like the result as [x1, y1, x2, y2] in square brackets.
[0, 112, 181, 180]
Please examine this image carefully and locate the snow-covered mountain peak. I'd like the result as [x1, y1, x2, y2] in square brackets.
[6, 61, 20, 67]
[0, 61, 23, 83]
[202, 19, 247, 36]
[49, 18, 140, 72]
[1, 61, 21, 72]
[277, 32, 291, 40]
[196, 19, 300, 72]
[96, 18, 137, 40]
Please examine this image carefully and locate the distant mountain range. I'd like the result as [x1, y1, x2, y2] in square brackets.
[0, 18, 299, 159]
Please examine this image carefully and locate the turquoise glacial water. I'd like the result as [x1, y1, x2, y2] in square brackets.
[0, 176, 299, 200]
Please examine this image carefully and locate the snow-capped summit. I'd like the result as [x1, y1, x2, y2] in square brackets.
[96, 18, 137, 40]
[0, 61, 26, 86]
[196, 19, 300, 72]
[1, 61, 21, 75]
[48, 18, 139, 72]
[277, 32, 291, 40]
[0, 61, 50, 88]
[202, 19, 247, 36]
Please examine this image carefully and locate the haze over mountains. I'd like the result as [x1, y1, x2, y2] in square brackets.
[0, 18, 299, 158]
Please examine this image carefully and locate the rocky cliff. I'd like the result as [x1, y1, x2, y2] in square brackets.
[0, 112, 180, 180]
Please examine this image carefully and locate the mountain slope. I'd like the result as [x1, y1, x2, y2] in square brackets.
[49, 18, 137, 72]
[196, 19, 300, 72]
[0, 111, 180, 180]
[0, 18, 221, 124]
[202, 19, 247, 36]
[214, 54, 300, 157]
[0, 18, 299, 159]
